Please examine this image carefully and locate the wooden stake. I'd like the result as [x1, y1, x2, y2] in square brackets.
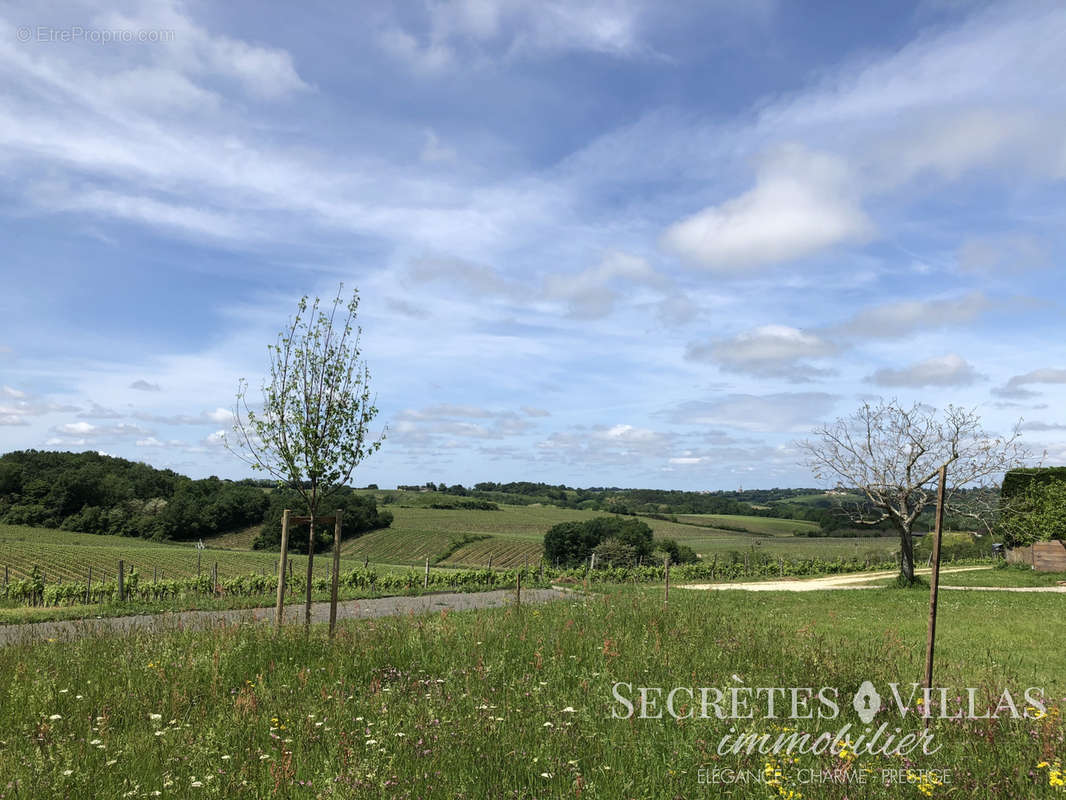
[212, 562, 219, 595]
[423, 557, 430, 589]
[516, 568, 522, 605]
[304, 514, 316, 629]
[663, 556, 670, 604]
[118, 560, 125, 603]
[923, 465, 948, 730]
[275, 509, 290, 632]
[86, 566, 92, 605]
[329, 510, 343, 638]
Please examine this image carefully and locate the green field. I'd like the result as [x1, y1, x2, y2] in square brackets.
[2, 585, 1062, 798]
[1, 501, 906, 583]
[675, 513, 821, 535]
[0, 525, 370, 584]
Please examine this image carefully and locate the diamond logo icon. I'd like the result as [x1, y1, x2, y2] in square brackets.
[852, 681, 881, 724]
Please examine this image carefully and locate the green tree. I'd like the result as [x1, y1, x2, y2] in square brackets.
[998, 480, 1066, 547]
[229, 285, 385, 626]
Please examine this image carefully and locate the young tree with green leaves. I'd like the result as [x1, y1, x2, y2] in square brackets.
[228, 285, 385, 627]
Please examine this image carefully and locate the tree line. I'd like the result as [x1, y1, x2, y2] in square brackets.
[0, 450, 391, 548]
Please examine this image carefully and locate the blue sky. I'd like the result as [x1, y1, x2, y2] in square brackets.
[2, 0, 1065, 489]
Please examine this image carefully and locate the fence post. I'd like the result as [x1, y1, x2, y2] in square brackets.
[329, 510, 343, 638]
[364, 555, 369, 569]
[664, 556, 670, 604]
[516, 568, 522, 605]
[212, 562, 219, 595]
[3, 564, 6, 587]
[779, 559, 784, 578]
[275, 509, 291, 632]
[744, 552, 749, 575]
[487, 555, 493, 570]
[86, 566, 92, 604]
[424, 557, 430, 589]
[118, 560, 125, 603]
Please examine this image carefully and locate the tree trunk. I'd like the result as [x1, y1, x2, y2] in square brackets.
[304, 513, 315, 628]
[899, 526, 916, 583]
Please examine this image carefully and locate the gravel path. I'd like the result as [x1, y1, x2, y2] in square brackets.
[679, 566, 1002, 592]
[0, 588, 565, 648]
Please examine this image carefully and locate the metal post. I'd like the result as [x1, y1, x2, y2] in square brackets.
[923, 465, 948, 729]
[275, 510, 290, 632]
[329, 510, 343, 638]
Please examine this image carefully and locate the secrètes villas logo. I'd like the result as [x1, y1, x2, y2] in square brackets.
[609, 678, 1048, 756]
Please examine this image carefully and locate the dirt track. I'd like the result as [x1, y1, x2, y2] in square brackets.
[679, 566, 1066, 593]
[0, 587, 564, 648]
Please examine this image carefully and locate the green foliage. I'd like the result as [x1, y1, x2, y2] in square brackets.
[543, 516, 653, 567]
[253, 487, 392, 553]
[231, 286, 384, 524]
[591, 537, 638, 567]
[654, 537, 700, 564]
[998, 479, 1066, 547]
[1001, 466, 1066, 501]
[0, 450, 265, 540]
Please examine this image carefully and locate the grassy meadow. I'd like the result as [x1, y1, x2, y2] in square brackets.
[1, 585, 1062, 798]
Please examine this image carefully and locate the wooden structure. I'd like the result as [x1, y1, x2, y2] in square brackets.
[1006, 540, 1066, 572]
[274, 509, 344, 636]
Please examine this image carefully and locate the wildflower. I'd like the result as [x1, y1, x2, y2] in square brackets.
[560, 706, 577, 713]
[89, 739, 102, 746]
[62, 769, 73, 776]
[543, 722, 553, 728]
[49, 714, 62, 721]
[221, 755, 230, 760]
[190, 780, 203, 788]
[540, 772, 553, 779]
[365, 739, 378, 746]
[149, 714, 162, 722]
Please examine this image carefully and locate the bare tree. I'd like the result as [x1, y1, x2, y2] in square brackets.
[228, 285, 384, 625]
[797, 400, 1027, 582]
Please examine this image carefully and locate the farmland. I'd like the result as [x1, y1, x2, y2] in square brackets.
[0, 525, 371, 584]
[0, 500, 908, 586]
[1, 585, 1062, 798]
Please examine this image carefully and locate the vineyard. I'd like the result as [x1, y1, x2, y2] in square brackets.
[440, 536, 544, 568]
[0, 525, 368, 585]
[674, 512, 821, 535]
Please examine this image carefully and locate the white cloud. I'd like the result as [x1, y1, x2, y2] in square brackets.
[865, 354, 984, 387]
[661, 146, 872, 272]
[686, 325, 838, 381]
[378, 0, 652, 73]
[832, 291, 990, 339]
[130, 379, 162, 392]
[543, 251, 665, 318]
[956, 233, 1048, 274]
[664, 393, 837, 433]
[993, 368, 1066, 399]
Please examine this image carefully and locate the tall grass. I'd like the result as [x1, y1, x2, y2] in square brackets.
[1, 587, 1062, 798]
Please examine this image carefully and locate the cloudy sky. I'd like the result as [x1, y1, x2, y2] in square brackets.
[1, 0, 1064, 489]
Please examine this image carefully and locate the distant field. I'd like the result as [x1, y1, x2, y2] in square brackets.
[675, 513, 820, 535]
[0, 524, 371, 583]
[1, 502, 905, 580]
